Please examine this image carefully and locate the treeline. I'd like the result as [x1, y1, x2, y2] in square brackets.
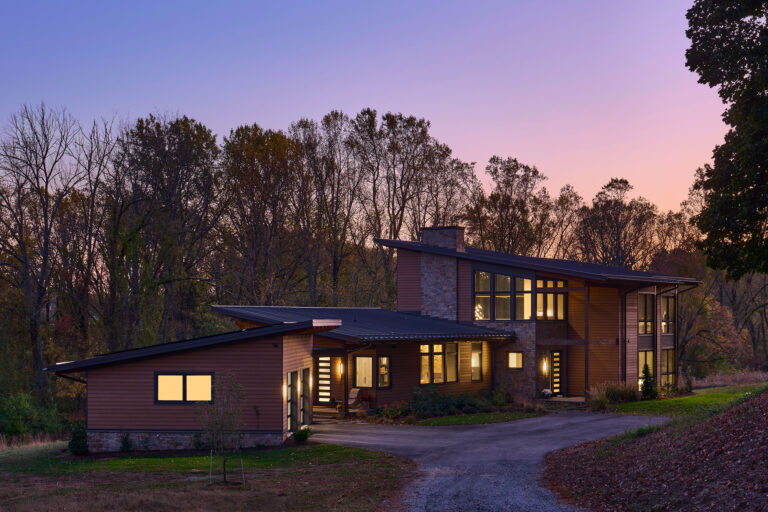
[0, 103, 766, 405]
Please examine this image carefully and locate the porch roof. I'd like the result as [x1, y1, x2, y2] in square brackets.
[212, 306, 515, 343]
[375, 238, 701, 285]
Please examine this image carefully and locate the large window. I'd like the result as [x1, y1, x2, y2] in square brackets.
[638, 350, 654, 388]
[515, 278, 532, 320]
[156, 373, 213, 403]
[474, 271, 512, 321]
[536, 280, 567, 320]
[355, 356, 373, 388]
[638, 293, 655, 334]
[661, 296, 676, 334]
[377, 356, 391, 388]
[471, 343, 483, 382]
[660, 349, 676, 389]
[420, 343, 458, 384]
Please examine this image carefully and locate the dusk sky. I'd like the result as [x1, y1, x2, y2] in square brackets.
[0, 1, 726, 211]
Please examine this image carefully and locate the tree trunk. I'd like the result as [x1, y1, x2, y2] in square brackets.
[31, 317, 48, 392]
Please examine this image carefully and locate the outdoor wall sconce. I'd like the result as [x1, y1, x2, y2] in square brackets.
[338, 361, 344, 375]
[282, 382, 287, 400]
[542, 358, 548, 375]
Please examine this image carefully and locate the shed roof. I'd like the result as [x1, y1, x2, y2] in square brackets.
[374, 238, 700, 285]
[46, 319, 340, 373]
[212, 306, 515, 343]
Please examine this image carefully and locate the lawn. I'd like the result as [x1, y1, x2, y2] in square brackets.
[614, 383, 767, 418]
[417, 411, 541, 426]
[0, 443, 416, 511]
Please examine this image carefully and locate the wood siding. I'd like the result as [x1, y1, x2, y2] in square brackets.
[566, 344, 620, 395]
[625, 290, 639, 387]
[397, 249, 421, 311]
[87, 336, 284, 431]
[282, 334, 314, 430]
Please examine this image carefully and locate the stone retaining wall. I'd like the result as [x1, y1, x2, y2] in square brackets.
[87, 430, 284, 453]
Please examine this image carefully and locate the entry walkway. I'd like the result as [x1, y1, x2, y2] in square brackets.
[312, 411, 667, 512]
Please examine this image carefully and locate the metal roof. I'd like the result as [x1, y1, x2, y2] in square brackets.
[46, 319, 340, 373]
[212, 306, 515, 343]
[375, 238, 701, 285]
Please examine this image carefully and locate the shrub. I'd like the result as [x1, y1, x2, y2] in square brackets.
[292, 427, 313, 443]
[492, 390, 511, 407]
[68, 420, 88, 455]
[193, 432, 205, 450]
[375, 401, 411, 421]
[640, 364, 658, 400]
[408, 387, 494, 419]
[119, 432, 132, 452]
[588, 382, 638, 410]
[0, 393, 63, 440]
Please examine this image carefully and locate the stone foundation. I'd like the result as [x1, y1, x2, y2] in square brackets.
[87, 430, 284, 453]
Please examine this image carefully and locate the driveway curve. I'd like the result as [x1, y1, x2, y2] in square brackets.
[312, 411, 667, 512]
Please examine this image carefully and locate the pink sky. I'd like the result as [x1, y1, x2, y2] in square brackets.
[0, 1, 727, 211]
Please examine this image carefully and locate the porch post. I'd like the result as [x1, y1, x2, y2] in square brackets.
[342, 342, 349, 416]
[584, 284, 590, 395]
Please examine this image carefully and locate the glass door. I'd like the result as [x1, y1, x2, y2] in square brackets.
[550, 350, 563, 396]
[315, 357, 332, 404]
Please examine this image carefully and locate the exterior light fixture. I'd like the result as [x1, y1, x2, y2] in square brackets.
[338, 361, 344, 375]
[542, 358, 548, 374]
[282, 382, 287, 400]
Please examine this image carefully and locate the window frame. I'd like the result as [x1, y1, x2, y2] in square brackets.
[474, 268, 534, 322]
[508, 351, 523, 370]
[660, 349, 676, 389]
[638, 350, 654, 388]
[471, 342, 483, 382]
[376, 355, 392, 389]
[419, 343, 458, 385]
[353, 355, 375, 388]
[154, 371, 215, 404]
[515, 277, 533, 321]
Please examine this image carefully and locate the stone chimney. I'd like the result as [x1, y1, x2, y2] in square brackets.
[420, 226, 465, 252]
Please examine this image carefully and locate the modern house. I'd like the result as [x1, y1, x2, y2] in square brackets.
[47, 226, 697, 452]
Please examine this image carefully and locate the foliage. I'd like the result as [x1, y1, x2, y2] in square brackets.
[291, 427, 313, 443]
[199, 372, 244, 482]
[68, 420, 88, 455]
[408, 386, 494, 420]
[587, 382, 638, 411]
[686, 1, 768, 278]
[0, 393, 63, 439]
[640, 363, 658, 400]
[416, 411, 540, 426]
[375, 400, 411, 421]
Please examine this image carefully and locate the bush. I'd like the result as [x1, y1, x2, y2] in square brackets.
[588, 382, 638, 411]
[292, 427, 313, 443]
[193, 432, 205, 450]
[119, 432, 132, 452]
[640, 364, 658, 400]
[375, 401, 411, 421]
[492, 390, 511, 407]
[408, 386, 494, 420]
[68, 420, 88, 455]
[0, 393, 63, 440]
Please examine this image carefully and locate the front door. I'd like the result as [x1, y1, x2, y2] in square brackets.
[314, 356, 332, 405]
[550, 350, 563, 397]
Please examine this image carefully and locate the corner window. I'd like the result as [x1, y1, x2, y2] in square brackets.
[355, 356, 373, 388]
[515, 278, 532, 320]
[638, 350, 654, 388]
[471, 343, 483, 381]
[474, 271, 513, 321]
[660, 349, 676, 389]
[536, 280, 567, 320]
[661, 296, 675, 334]
[377, 356, 391, 388]
[508, 351, 523, 369]
[639, 294, 655, 334]
[420, 343, 457, 384]
[156, 373, 213, 403]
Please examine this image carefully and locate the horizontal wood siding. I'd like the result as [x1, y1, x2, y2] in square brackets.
[282, 334, 314, 430]
[397, 249, 421, 311]
[626, 290, 639, 387]
[567, 280, 586, 339]
[87, 337, 284, 431]
[590, 287, 619, 340]
[567, 345, 585, 396]
[457, 260, 472, 322]
[566, 344, 620, 395]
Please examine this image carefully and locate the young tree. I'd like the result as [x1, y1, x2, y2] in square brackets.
[686, 1, 768, 278]
[640, 363, 658, 400]
[199, 372, 244, 483]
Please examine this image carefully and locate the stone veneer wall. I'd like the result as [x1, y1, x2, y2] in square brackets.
[87, 430, 284, 453]
[420, 253, 457, 320]
[479, 320, 537, 400]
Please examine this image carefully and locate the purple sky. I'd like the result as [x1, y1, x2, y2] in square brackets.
[0, 1, 726, 211]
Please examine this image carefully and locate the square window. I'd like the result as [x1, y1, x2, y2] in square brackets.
[157, 375, 183, 401]
[508, 352, 523, 369]
[475, 271, 491, 292]
[495, 294, 511, 320]
[474, 295, 491, 320]
[186, 375, 212, 401]
[495, 274, 511, 292]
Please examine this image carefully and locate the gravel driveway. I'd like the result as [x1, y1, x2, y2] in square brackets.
[312, 411, 667, 512]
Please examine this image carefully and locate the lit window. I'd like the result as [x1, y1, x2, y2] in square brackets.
[508, 352, 523, 369]
[420, 344, 456, 384]
[471, 343, 483, 382]
[445, 343, 458, 383]
[661, 296, 676, 334]
[355, 356, 373, 387]
[515, 278, 532, 320]
[638, 351, 654, 388]
[474, 271, 514, 321]
[660, 349, 676, 390]
[377, 356, 391, 388]
[639, 294, 655, 334]
[156, 373, 213, 402]
[420, 344, 431, 384]
[536, 280, 567, 320]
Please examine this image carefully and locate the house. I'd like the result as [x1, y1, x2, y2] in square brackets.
[47, 226, 697, 452]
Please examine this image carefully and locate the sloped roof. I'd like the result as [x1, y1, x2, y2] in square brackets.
[46, 319, 340, 373]
[212, 306, 515, 343]
[375, 238, 700, 285]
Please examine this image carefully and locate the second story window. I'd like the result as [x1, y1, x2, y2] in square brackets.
[661, 296, 675, 334]
[515, 278, 532, 320]
[536, 280, 567, 320]
[474, 271, 512, 321]
[639, 293, 655, 334]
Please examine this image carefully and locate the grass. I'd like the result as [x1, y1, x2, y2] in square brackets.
[0, 442, 416, 511]
[417, 411, 541, 426]
[614, 383, 768, 418]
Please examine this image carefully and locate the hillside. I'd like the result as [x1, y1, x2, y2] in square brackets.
[542, 391, 768, 511]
